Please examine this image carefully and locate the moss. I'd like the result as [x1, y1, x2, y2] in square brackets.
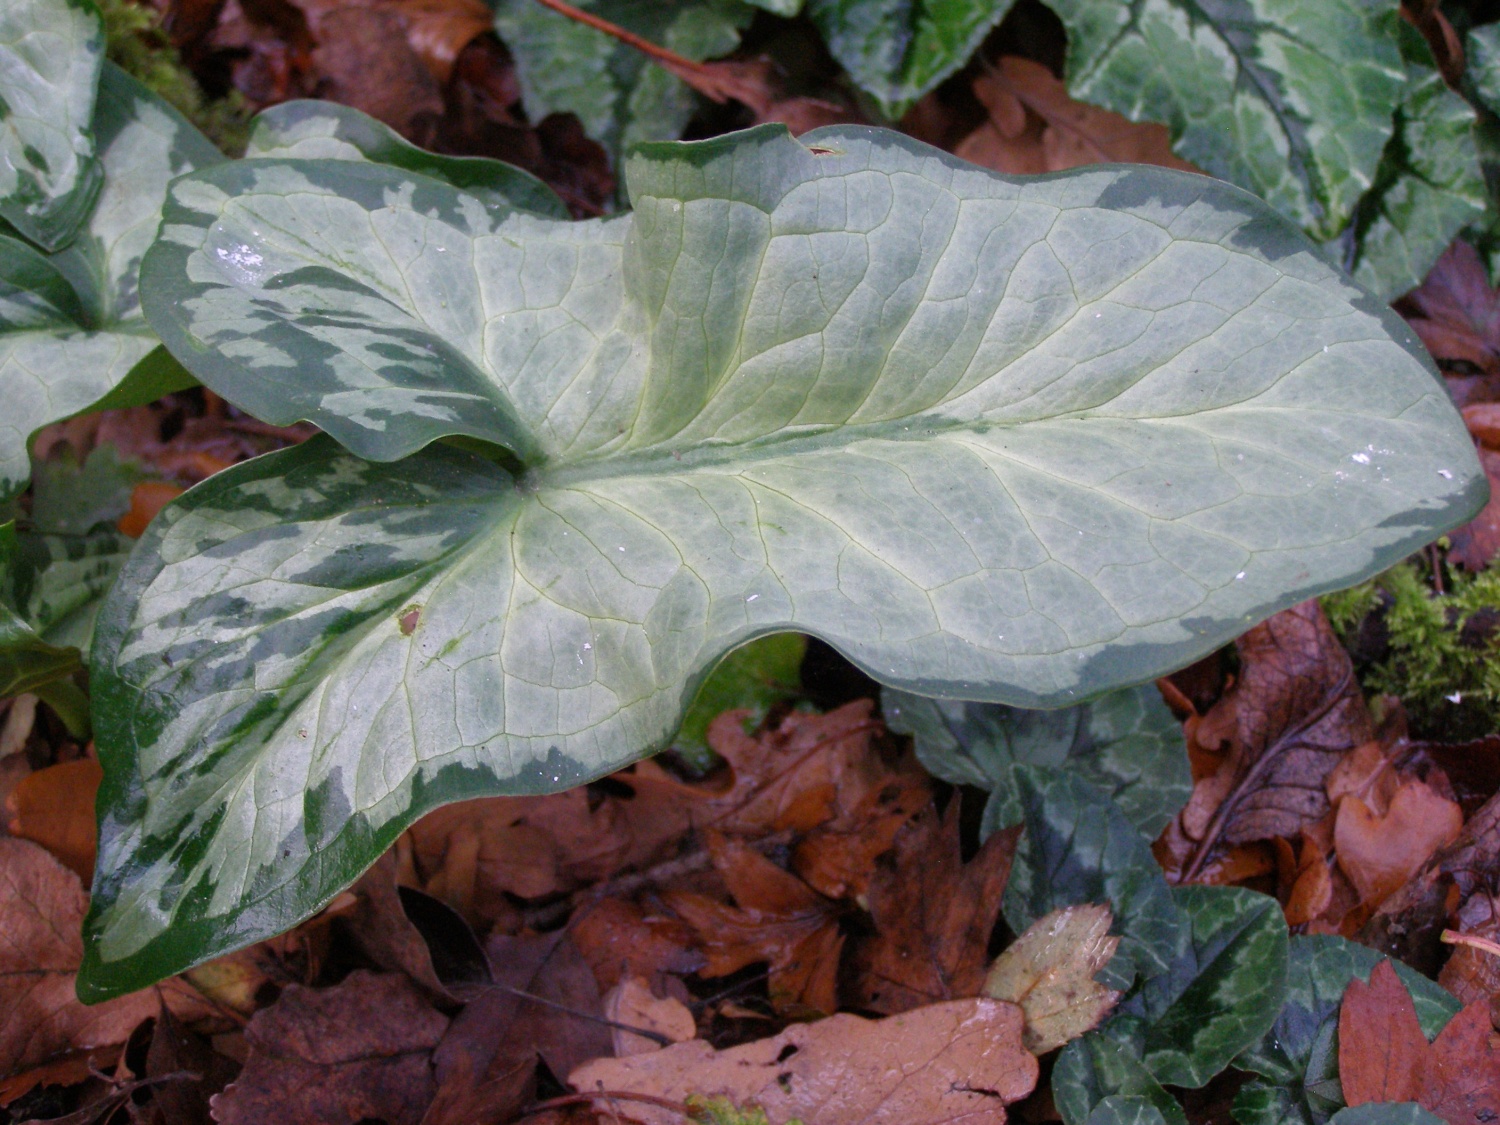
[98, 0, 250, 155]
[685, 1096, 804, 1125]
[1321, 558, 1500, 740]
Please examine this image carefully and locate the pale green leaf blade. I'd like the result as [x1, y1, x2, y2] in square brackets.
[1232, 936, 1457, 1125]
[805, 0, 1017, 118]
[1123, 886, 1288, 1089]
[999, 765, 1186, 984]
[91, 123, 1487, 998]
[1, 65, 218, 500]
[885, 683, 1190, 840]
[0, 0, 104, 250]
[245, 100, 567, 219]
[1048, 0, 1406, 242]
[674, 633, 804, 767]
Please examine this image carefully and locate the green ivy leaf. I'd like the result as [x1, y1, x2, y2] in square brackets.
[89, 124, 1483, 998]
[804, 0, 1018, 118]
[999, 766, 1186, 986]
[492, 0, 753, 170]
[1121, 885, 1288, 1088]
[1327, 1107, 1445, 1125]
[1329, 24, 1486, 302]
[885, 682, 1189, 841]
[1047, 0, 1407, 243]
[1054, 1020, 1186, 1125]
[1085, 1096, 1171, 1125]
[0, 0, 105, 250]
[0, 63, 219, 501]
[1232, 936, 1458, 1125]
[245, 100, 567, 219]
[29, 444, 145, 536]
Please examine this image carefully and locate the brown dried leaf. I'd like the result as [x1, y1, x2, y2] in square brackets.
[569, 998, 1038, 1125]
[602, 977, 696, 1058]
[569, 898, 704, 992]
[852, 805, 1020, 1015]
[145, 1005, 239, 1125]
[211, 971, 448, 1125]
[0, 838, 212, 1075]
[1439, 894, 1500, 1027]
[1449, 446, 1500, 570]
[1335, 775, 1463, 907]
[4, 758, 101, 883]
[346, 853, 455, 1004]
[1173, 601, 1374, 880]
[663, 834, 843, 1017]
[1340, 960, 1428, 1104]
[1419, 1001, 1500, 1125]
[1398, 240, 1500, 379]
[983, 904, 1121, 1054]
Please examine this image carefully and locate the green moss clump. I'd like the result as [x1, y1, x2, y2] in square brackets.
[98, 0, 250, 155]
[1322, 558, 1500, 741]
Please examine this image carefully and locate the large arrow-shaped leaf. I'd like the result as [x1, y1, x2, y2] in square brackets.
[0, 64, 220, 501]
[0, 0, 104, 250]
[83, 124, 1482, 998]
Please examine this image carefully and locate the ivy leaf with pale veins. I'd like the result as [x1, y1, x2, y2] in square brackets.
[1054, 1019, 1188, 1125]
[1047, 0, 1406, 243]
[804, 0, 1019, 118]
[1233, 936, 1459, 1125]
[1174, 601, 1373, 882]
[0, 64, 218, 502]
[1120, 886, 1288, 1088]
[1087, 1097, 1172, 1125]
[1328, 1108, 1446, 1125]
[492, 0, 753, 170]
[87, 124, 1484, 998]
[999, 766, 1186, 988]
[0, 0, 104, 250]
[885, 682, 1189, 842]
[1328, 23, 1486, 302]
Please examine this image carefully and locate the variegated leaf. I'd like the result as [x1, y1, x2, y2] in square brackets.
[84, 124, 1482, 998]
[245, 100, 567, 219]
[0, 0, 104, 250]
[0, 65, 219, 501]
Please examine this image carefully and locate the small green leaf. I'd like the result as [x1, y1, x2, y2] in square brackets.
[1232, 936, 1457, 1125]
[245, 100, 567, 219]
[1122, 885, 1288, 1088]
[1330, 24, 1486, 302]
[1048, 0, 1407, 242]
[0, 63, 219, 500]
[30, 444, 145, 535]
[0, 597, 81, 696]
[885, 683, 1189, 841]
[674, 633, 804, 770]
[0, 0, 105, 250]
[92, 124, 1484, 998]
[1466, 24, 1500, 116]
[1054, 1020, 1186, 1125]
[1085, 1096, 1171, 1125]
[492, 0, 753, 170]
[804, 0, 1018, 118]
[1327, 1106, 1445, 1125]
[999, 766, 1186, 985]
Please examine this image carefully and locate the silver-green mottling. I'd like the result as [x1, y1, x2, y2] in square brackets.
[85, 123, 1483, 999]
[0, 0, 104, 249]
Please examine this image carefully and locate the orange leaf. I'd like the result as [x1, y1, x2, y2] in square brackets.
[1339, 960, 1427, 1104]
[117, 481, 184, 538]
[5, 758, 102, 882]
[1335, 777, 1463, 907]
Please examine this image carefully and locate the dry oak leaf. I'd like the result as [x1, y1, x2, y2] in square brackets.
[1334, 775, 1463, 907]
[984, 904, 1121, 1054]
[662, 832, 844, 1016]
[0, 837, 212, 1076]
[4, 758, 102, 883]
[569, 997, 1038, 1125]
[211, 970, 448, 1125]
[955, 56, 1198, 177]
[1340, 959, 1500, 1125]
[851, 804, 1020, 1015]
[1173, 601, 1374, 880]
[569, 897, 704, 992]
[602, 976, 696, 1058]
[1398, 240, 1500, 380]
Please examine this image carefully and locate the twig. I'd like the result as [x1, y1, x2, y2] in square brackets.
[482, 982, 675, 1047]
[517, 1089, 700, 1122]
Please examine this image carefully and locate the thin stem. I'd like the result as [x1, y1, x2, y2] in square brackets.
[1442, 928, 1500, 958]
